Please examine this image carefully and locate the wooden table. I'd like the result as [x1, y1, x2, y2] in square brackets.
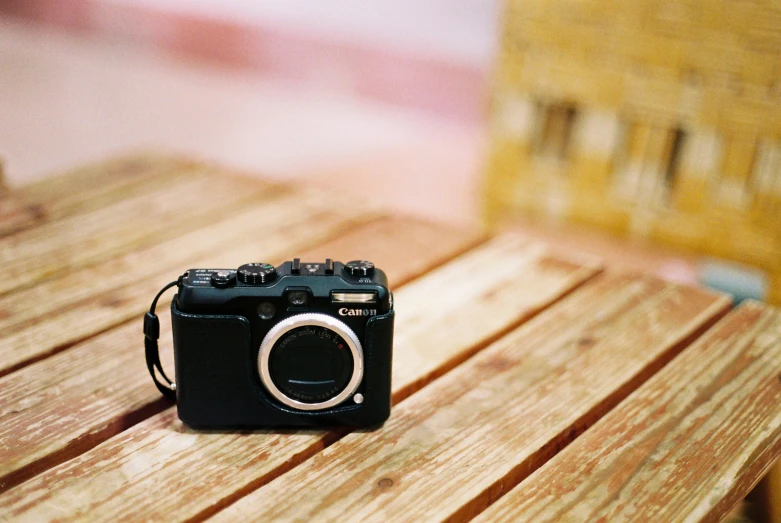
[1, 156, 780, 522]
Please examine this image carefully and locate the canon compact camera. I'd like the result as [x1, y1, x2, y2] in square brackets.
[144, 259, 394, 429]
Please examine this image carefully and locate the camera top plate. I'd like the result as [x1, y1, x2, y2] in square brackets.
[176, 259, 391, 314]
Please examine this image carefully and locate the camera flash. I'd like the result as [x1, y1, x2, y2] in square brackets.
[331, 292, 377, 304]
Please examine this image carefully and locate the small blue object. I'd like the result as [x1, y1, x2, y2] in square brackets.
[699, 259, 768, 305]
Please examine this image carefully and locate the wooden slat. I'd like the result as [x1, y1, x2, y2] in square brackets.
[477, 301, 781, 523]
[207, 274, 731, 522]
[0, 217, 483, 493]
[0, 236, 601, 520]
[0, 155, 199, 238]
[0, 163, 281, 297]
[0, 187, 374, 376]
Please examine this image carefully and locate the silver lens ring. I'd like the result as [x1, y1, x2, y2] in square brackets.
[258, 313, 364, 411]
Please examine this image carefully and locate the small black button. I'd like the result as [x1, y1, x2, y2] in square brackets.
[237, 263, 277, 284]
[344, 260, 374, 277]
[210, 270, 235, 288]
[325, 258, 334, 274]
[291, 258, 301, 274]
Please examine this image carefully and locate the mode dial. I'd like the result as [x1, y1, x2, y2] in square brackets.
[237, 263, 277, 284]
[344, 260, 375, 277]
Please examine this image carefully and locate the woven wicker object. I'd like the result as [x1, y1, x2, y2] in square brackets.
[484, 0, 781, 303]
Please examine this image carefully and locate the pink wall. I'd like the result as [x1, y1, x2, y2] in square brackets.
[1, 0, 499, 122]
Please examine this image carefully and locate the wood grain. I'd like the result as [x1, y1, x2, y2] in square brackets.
[293, 217, 487, 289]
[0, 235, 601, 520]
[208, 274, 731, 522]
[0, 217, 482, 492]
[9, 155, 189, 203]
[0, 187, 373, 376]
[0, 163, 280, 297]
[0, 155, 199, 238]
[477, 301, 781, 523]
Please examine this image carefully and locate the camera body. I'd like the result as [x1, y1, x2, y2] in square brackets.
[171, 259, 394, 428]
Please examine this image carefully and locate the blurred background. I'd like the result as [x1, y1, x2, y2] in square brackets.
[0, 0, 778, 304]
[1, 1, 779, 518]
[0, 0, 498, 225]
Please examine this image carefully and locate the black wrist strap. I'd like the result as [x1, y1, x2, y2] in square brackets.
[144, 279, 181, 401]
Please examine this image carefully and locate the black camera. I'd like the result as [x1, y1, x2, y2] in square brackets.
[146, 259, 394, 429]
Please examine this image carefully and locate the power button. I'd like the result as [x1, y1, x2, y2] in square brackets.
[210, 270, 235, 288]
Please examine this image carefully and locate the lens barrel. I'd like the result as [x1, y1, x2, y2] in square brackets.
[269, 325, 353, 403]
[257, 313, 363, 411]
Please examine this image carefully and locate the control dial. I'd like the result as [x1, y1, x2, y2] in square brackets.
[237, 263, 277, 284]
[344, 260, 375, 277]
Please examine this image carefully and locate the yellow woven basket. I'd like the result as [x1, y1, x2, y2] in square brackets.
[484, 0, 781, 303]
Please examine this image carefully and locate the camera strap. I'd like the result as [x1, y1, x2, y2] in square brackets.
[143, 279, 181, 401]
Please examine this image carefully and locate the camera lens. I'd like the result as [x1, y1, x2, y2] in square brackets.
[288, 291, 308, 307]
[269, 326, 353, 404]
[257, 313, 363, 411]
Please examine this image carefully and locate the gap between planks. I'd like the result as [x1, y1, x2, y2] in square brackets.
[0, 235, 601, 521]
[0, 216, 486, 493]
